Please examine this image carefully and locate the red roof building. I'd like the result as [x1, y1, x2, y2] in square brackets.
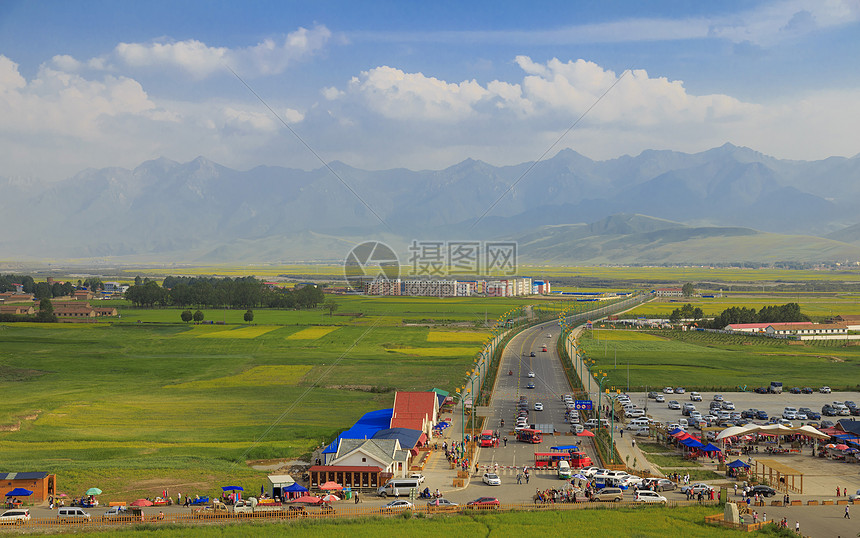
[390, 391, 438, 437]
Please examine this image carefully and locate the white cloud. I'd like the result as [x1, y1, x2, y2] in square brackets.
[51, 54, 82, 72]
[113, 24, 331, 78]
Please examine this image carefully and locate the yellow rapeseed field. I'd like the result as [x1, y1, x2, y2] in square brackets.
[426, 331, 490, 343]
[285, 326, 340, 340]
[167, 365, 312, 389]
[196, 326, 281, 339]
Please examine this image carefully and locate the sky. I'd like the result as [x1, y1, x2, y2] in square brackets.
[1, 0, 859, 181]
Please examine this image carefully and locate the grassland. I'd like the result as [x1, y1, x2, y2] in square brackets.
[578, 328, 860, 391]
[0, 296, 517, 499]
[60, 505, 732, 537]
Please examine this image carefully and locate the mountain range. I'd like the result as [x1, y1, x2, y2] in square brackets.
[1, 143, 859, 265]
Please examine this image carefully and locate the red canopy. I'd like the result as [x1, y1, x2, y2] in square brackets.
[319, 481, 343, 491]
[289, 495, 322, 504]
[130, 499, 153, 507]
[577, 430, 595, 437]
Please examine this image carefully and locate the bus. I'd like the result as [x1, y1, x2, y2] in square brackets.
[534, 451, 592, 469]
[479, 430, 498, 448]
[516, 429, 543, 444]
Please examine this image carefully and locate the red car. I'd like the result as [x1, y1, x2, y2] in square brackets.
[466, 497, 500, 509]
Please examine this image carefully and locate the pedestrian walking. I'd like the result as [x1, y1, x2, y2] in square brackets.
[620, 429, 624, 437]
[845, 505, 850, 519]
[762, 512, 766, 522]
[733, 483, 738, 496]
[525, 472, 530, 484]
[354, 492, 360, 504]
[794, 521, 799, 534]
[631, 439, 636, 449]
[837, 486, 841, 497]
[843, 487, 847, 497]
[517, 473, 522, 484]
[503, 436, 507, 447]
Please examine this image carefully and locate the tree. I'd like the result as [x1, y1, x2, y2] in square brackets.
[244, 309, 254, 323]
[181, 309, 193, 323]
[34, 282, 52, 300]
[134, 276, 143, 286]
[682, 283, 695, 297]
[36, 298, 57, 322]
[324, 299, 339, 317]
[692, 307, 704, 320]
[193, 309, 204, 323]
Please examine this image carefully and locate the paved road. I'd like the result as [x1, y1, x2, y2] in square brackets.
[475, 319, 598, 481]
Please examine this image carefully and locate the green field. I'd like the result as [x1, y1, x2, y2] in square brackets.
[0, 295, 524, 500]
[626, 293, 860, 319]
[60, 505, 732, 537]
[578, 329, 860, 391]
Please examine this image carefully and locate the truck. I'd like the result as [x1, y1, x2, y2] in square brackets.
[769, 381, 783, 394]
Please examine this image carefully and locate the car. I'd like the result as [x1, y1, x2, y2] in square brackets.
[754, 387, 769, 394]
[822, 404, 837, 416]
[648, 391, 658, 399]
[721, 401, 735, 410]
[409, 473, 425, 484]
[427, 498, 458, 509]
[750, 485, 776, 497]
[529, 352, 536, 357]
[655, 394, 665, 402]
[466, 497, 500, 508]
[534, 402, 543, 411]
[734, 418, 751, 426]
[820, 420, 835, 428]
[643, 478, 677, 492]
[848, 489, 860, 502]
[755, 410, 769, 420]
[381, 500, 413, 513]
[783, 407, 798, 420]
[593, 487, 623, 502]
[667, 400, 681, 410]
[689, 392, 702, 401]
[820, 386, 832, 394]
[663, 387, 674, 394]
[0, 509, 30, 525]
[798, 407, 818, 419]
[801, 387, 814, 394]
[777, 419, 793, 427]
[851, 407, 860, 417]
[625, 409, 646, 418]
[741, 409, 757, 419]
[713, 394, 724, 402]
[634, 490, 668, 504]
[680, 483, 713, 495]
[795, 413, 807, 420]
[482, 473, 501, 486]
[845, 401, 857, 409]
[101, 506, 130, 520]
[789, 387, 802, 394]
[527, 371, 535, 378]
[674, 387, 685, 394]
[546, 333, 552, 338]
[729, 412, 741, 420]
[527, 382, 535, 389]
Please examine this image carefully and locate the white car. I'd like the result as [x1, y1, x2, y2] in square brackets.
[662, 387, 674, 394]
[0, 509, 30, 524]
[625, 409, 646, 418]
[721, 401, 735, 410]
[667, 400, 681, 410]
[713, 394, 724, 401]
[381, 500, 413, 512]
[820, 386, 832, 394]
[546, 334, 552, 338]
[634, 490, 668, 504]
[482, 473, 501, 486]
[528, 371, 535, 378]
[534, 402, 544, 411]
[689, 392, 702, 401]
[409, 473, 425, 484]
[655, 394, 665, 402]
[674, 387, 685, 394]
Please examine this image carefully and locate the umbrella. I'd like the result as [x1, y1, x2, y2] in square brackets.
[825, 443, 837, 449]
[86, 488, 102, 496]
[573, 474, 587, 480]
[130, 499, 153, 507]
[321, 494, 340, 503]
[319, 481, 343, 491]
[289, 495, 322, 504]
[577, 430, 595, 437]
[221, 486, 244, 492]
[834, 444, 850, 450]
[57, 493, 68, 498]
[5, 488, 33, 497]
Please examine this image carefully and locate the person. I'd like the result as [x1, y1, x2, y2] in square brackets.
[475, 463, 479, 475]
[795, 521, 799, 534]
[844, 487, 848, 497]
[734, 483, 738, 496]
[620, 429, 624, 438]
[525, 471, 530, 484]
[354, 492, 360, 504]
[157, 511, 164, 521]
[837, 486, 841, 497]
[753, 510, 758, 523]
[763, 512, 767, 522]
[632, 439, 636, 449]
[845, 505, 850, 519]
[503, 436, 507, 447]
[434, 488, 440, 498]
[516, 473, 522, 484]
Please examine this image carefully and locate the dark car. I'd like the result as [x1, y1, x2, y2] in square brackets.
[741, 409, 758, 419]
[750, 485, 776, 497]
[755, 410, 768, 420]
[643, 478, 677, 492]
[822, 404, 837, 416]
[789, 387, 802, 394]
[851, 407, 860, 416]
[754, 387, 769, 394]
[529, 352, 536, 357]
[801, 387, 814, 394]
[799, 408, 821, 420]
[527, 382, 535, 389]
[820, 420, 835, 428]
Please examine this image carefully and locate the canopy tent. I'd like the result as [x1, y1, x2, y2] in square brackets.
[550, 445, 580, 451]
[319, 481, 343, 491]
[701, 443, 722, 453]
[727, 459, 751, 469]
[715, 425, 751, 440]
[289, 495, 322, 504]
[716, 424, 828, 441]
[680, 437, 704, 449]
[283, 483, 308, 493]
[4, 488, 32, 497]
[221, 486, 243, 492]
[577, 430, 595, 437]
[130, 499, 153, 507]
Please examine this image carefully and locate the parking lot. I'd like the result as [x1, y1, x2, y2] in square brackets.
[621, 390, 860, 428]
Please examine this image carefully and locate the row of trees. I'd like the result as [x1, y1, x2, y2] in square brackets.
[126, 276, 325, 310]
[0, 274, 94, 298]
[708, 303, 808, 329]
[668, 303, 704, 322]
[180, 309, 255, 323]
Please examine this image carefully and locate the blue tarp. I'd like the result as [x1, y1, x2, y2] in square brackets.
[5, 488, 32, 497]
[322, 408, 394, 454]
[283, 483, 308, 493]
[668, 428, 683, 435]
[727, 459, 750, 468]
[550, 445, 580, 451]
[701, 443, 722, 452]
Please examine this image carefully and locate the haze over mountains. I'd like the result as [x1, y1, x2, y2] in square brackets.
[2, 143, 859, 264]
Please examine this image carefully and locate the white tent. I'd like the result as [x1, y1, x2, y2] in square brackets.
[716, 424, 828, 441]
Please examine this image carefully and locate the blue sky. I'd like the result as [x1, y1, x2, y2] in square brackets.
[1, 0, 859, 180]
